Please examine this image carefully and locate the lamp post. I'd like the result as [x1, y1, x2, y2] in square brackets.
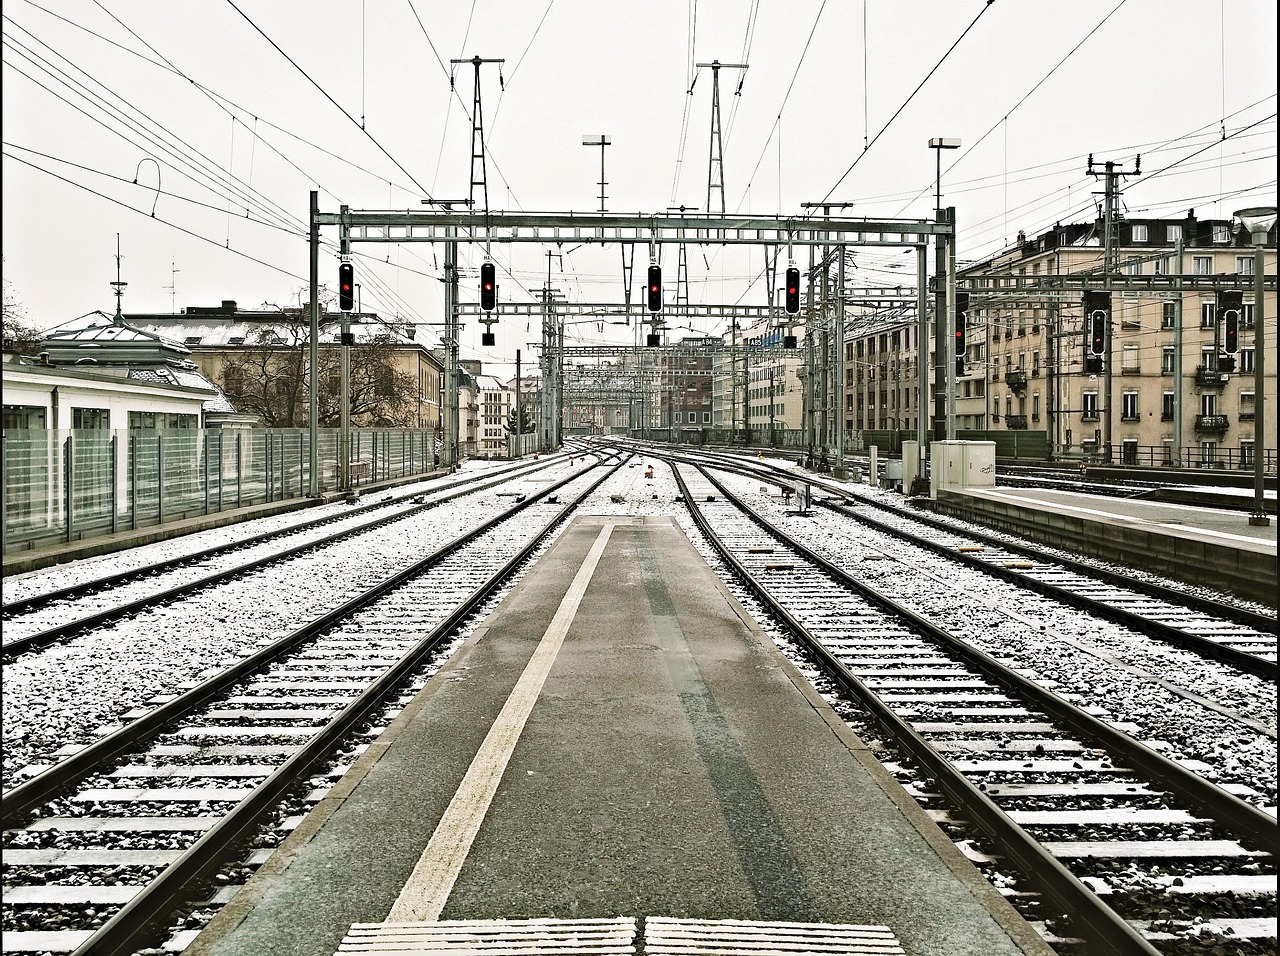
[582, 135, 611, 213]
[928, 137, 961, 211]
[1234, 206, 1276, 526]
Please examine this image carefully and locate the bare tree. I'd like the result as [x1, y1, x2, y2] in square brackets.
[219, 311, 418, 427]
[2, 267, 40, 355]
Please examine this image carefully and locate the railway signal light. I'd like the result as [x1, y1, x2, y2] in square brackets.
[338, 262, 354, 312]
[647, 264, 663, 313]
[1083, 290, 1109, 374]
[1219, 290, 1241, 354]
[954, 292, 969, 375]
[480, 261, 497, 311]
[784, 266, 800, 315]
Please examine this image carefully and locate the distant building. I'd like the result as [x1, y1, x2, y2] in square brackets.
[474, 373, 511, 457]
[123, 300, 442, 431]
[5, 310, 244, 430]
[841, 211, 1275, 468]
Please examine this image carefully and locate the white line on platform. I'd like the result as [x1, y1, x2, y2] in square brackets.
[386, 522, 617, 922]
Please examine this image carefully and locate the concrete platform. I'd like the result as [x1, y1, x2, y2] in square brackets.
[185, 515, 1053, 956]
[928, 487, 1278, 606]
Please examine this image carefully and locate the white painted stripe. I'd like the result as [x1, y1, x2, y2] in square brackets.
[387, 523, 617, 922]
[643, 917, 905, 955]
[335, 917, 637, 954]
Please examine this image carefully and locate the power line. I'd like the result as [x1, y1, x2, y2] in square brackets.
[224, 0, 434, 200]
[817, 0, 997, 207]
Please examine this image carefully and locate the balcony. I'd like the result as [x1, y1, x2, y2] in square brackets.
[1194, 414, 1230, 433]
[1081, 412, 1100, 423]
[1006, 414, 1028, 429]
[1005, 369, 1028, 391]
[1195, 366, 1228, 387]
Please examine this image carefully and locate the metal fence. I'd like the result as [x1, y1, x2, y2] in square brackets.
[2, 427, 438, 556]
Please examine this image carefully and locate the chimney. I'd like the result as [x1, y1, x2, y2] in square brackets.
[221, 300, 237, 312]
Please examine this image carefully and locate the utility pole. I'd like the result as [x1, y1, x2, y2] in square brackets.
[696, 60, 748, 215]
[452, 56, 505, 213]
[308, 191, 319, 495]
[444, 225, 459, 470]
[582, 135, 611, 212]
[1087, 153, 1140, 464]
[339, 206, 352, 493]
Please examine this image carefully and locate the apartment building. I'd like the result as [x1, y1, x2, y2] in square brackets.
[966, 212, 1275, 466]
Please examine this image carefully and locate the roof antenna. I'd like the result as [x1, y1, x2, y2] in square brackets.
[110, 234, 127, 325]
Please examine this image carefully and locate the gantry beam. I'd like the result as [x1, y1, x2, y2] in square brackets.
[318, 209, 946, 247]
[955, 273, 1274, 296]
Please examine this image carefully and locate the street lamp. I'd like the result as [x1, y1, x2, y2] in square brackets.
[582, 135, 611, 213]
[928, 137, 961, 211]
[1234, 206, 1276, 526]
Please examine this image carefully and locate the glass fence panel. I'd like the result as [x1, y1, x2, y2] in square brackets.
[4, 427, 436, 555]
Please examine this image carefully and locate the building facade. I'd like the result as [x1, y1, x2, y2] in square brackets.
[122, 301, 442, 432]
[964, 212, 1275, 467]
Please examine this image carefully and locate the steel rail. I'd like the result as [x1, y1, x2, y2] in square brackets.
[668, 447, 1277, 638]
[671, 460, 1276, 955]
[1, 456, 584, 657]
[1, 458, 615, 825]
[812, 498, 1276, 681]
[2, 454, 571, 618]
[66, 458, 623, 956]
[689, 461, 1277, 846]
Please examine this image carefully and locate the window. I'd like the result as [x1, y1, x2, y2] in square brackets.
[72, 407, 109, 430]
[1121, 304, 1140, 329]
[1237, 256, 1255, 275]
[1161, 346, 1176, 374]
[1130, 224, 1148, 242]
[1032, 393, 1041, 422]
[1161, 302, 1176, 329]
[1200, 303, 1216, 328]
[689, 412, 697, 424]
[1082, 391, 1099, 420]
[1166, 223, 1183, 241]
[1162, 438, 1174, 465]
[1240, 391, 1256, 419]
[1032, 350, 1041, 375]
[1240, 348, 1255, 373]
[1121, 344, 1140, 373]
[3, 405, 47, 429]
[1200, 393, 1218, 416]
[1154, 256, 1171, 275]
[1122, 439, 1139, 465]
[1162, 391, 1175, 421]
[1241, 440, 1256, 468]
[376, 367, 394, 396]
[223, 366, 243, 393]
[703, 412, 711, 423]
[1193, 256, 1212, 275]
[1121, 391, 1139, 420]
[1125, 259, 1142, 276]
[1242, 303, 1256, 328]
[1212, 224, 1231, 243]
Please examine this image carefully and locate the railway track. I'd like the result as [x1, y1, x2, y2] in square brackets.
[1, 458, 626, 956]
[2, 453, 589, 654]
[658, 446, 1276, 679]
[668, 459, 1276, 955]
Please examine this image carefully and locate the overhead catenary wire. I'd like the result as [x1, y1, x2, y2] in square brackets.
[224, 0, 434, 201]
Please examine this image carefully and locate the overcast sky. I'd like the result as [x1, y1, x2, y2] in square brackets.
[3, 0, 1275, 374]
